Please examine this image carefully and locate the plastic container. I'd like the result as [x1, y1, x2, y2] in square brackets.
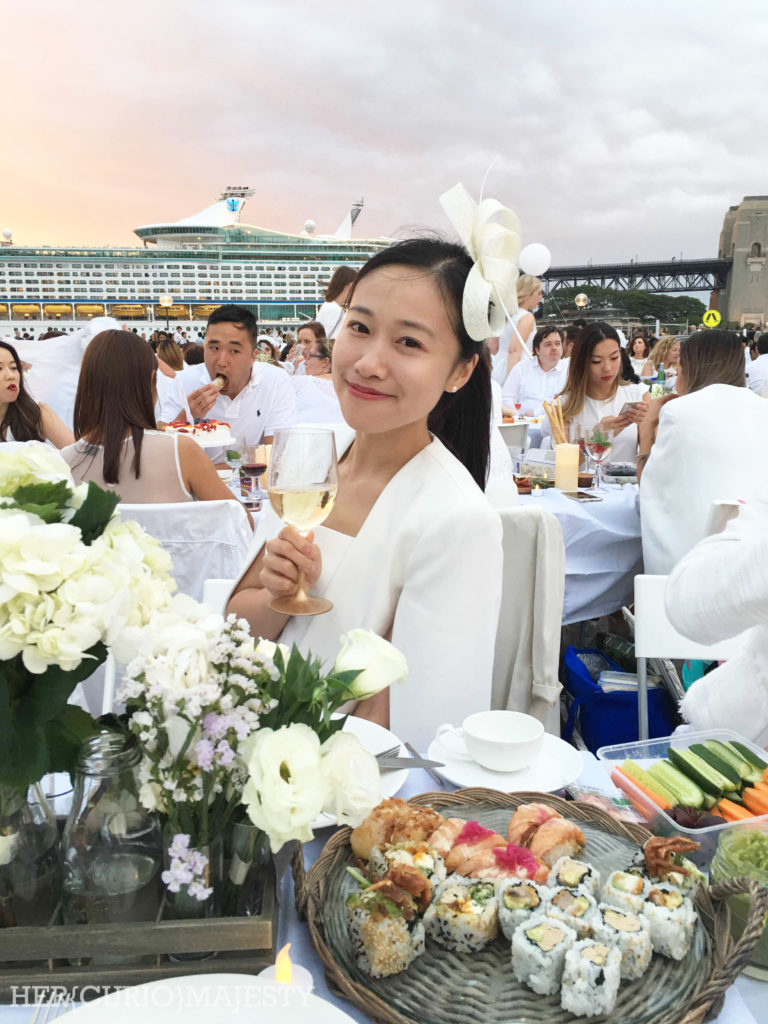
[710, 822, 768, 980]
[596, 728, 768, 868]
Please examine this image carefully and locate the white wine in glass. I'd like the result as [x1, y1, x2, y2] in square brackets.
[267, 427, 338, 616]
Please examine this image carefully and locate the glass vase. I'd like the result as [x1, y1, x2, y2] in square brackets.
[0, 783, 60, 928]
[221, 821, 270, 917]
[61, 731, 162, 964]
[163, 830, 223, 962]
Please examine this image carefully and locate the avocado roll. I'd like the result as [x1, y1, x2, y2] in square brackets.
[593, 904, 652, 980]
[511, 913, 577, 995]
[601, 870, 649, 915]
[496, 879, 549, 941]
[548, 856, 600, 898]
[560, 939, 622, 1018]
[546, 886, 598, 939]
[641, 882, 697, 960]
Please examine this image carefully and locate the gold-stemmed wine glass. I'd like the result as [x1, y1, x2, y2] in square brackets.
[267, 426, 338, 616]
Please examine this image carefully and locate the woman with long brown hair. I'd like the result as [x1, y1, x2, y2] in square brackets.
[61, 329, 243, 508]
[543, 322, 649, 463]
[315, 266, 357, 340]
[0, 341, 73, 446]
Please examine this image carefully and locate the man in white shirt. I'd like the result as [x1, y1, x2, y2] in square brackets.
[159, 304, 297, 445]
[501, 327, 567, 415]
[746, 334, 768, 397]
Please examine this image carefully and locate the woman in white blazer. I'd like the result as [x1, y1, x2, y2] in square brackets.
[665, 487, 768, 744]
[638, 330, 768, 575]
[228, 239, 503, 748]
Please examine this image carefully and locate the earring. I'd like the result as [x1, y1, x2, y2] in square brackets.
[451, 386, 458, 393]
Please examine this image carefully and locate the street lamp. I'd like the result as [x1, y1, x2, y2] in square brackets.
[158, 294, 173, 332]
[574, 293, 589, 309]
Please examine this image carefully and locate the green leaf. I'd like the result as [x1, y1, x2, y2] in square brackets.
[17, 642, 107, 725]
[7, 480, 72, 523]
[44, 705, 99, 777]
[68, 482, 121, 545]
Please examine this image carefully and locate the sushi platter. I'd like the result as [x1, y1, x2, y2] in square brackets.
[298, 789, 768, 1024]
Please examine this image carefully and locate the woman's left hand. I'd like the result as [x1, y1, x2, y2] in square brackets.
[638, 394, 676, 446]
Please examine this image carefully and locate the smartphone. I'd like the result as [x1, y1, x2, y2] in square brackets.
[563, 491, 603, 502]
[619, 401, 642, 415]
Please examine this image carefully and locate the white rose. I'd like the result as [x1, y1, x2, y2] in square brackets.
[138, 780, 165, 814]
[320, 732, 380, 826]
[241, 724, 326, 853]
[164, 714, 200, 762]
[0, 443, 75, 496]
[333, 629, 408, 700]
[255, 637, 290, 662]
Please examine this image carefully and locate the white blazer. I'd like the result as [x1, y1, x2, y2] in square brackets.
[640, 384, 768, 574]
[230, 427, 504, 748]
[666, 487, 768, 744]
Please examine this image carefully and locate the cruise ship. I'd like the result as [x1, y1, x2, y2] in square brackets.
[0, 187, 390, 332]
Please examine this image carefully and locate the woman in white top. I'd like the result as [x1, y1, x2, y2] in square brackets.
[541, 322, 649, 463]
[490, 274, 542, 385]
[60, 329, 246, 511]
[638, 330, 768, 574]
[502, 326, 567, 415]
[315, 265, 357, 341]
[665, 486, 768, 744]
[228, 238, 503, 746]
[629, 334, 652, 376]
[0, 340, 73, 447]
[291, 338, 345, 423]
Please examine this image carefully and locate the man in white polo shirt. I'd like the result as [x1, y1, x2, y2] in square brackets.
[159, 305, 297, 444]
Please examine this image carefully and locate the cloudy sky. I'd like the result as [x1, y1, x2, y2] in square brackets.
[3, 0, 767, 266]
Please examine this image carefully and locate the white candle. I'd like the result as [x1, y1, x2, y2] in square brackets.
[258, 943, 314, 991]
[555, 443, 579, 491]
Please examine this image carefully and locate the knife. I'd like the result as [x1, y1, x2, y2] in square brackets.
[377, 756, 445, 770]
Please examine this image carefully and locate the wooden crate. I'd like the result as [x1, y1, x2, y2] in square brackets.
[0, 861, 278, 1002]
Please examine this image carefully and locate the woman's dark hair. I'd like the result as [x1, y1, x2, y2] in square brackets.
[350, 238, 491, 490]
[297, 321, 327, 344]
[184, 342, 205, 365]
[73, 330, 157, 484]
[560, 321, 628, 421]
[324, 265, 358, 303]
[620, 347, 640, 384]
[757, 333, 768, 356]
[279, 341, 294, 361]
[157, 337, 184, 371]
[532, 326, 563, 355]
[630, 334, 650, 359]
[0, 341, 44, 441]
[679, 330, 746, 394]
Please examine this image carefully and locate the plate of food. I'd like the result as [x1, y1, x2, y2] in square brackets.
[300, 791, 767, 1024]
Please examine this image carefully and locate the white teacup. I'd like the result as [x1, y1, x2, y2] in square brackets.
[436, 711, 544, 773]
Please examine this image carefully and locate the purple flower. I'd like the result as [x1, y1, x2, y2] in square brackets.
[216, 739, 235, 766]
[195, 738, 215, 771]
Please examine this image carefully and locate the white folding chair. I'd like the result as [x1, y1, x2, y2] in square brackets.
[634, 574, 747, 740]
[202, 577, 236, 614]
[498, 422, 530, 451]
[119, 500, 251, 602]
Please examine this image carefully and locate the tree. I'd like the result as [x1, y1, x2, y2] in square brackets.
[542, 285, 706, 325]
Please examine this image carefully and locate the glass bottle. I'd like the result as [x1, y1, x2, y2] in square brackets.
[61, 731, 161, 958]
[710, 825, 768, 980]
[0, 783, 60, 928]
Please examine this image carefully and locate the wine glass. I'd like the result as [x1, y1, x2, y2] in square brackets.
[267, 426, 339, 616]
[584, 426, 614, 489]
[514, 403, 522, 419]
[242, 443, 269, 501]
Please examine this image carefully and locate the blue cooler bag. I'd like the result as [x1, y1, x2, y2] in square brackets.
[562, 645, 677, 753]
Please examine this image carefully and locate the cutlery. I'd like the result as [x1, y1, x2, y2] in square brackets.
[374, 744, 401, 762]
[405, 741, 450, 790]
[376, 755, 445, 770]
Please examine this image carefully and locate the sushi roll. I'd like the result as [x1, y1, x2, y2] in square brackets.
[346, 886, 425, 977]
[593, 904, 652, 980]
[369, 841, 447, 887]
[601, 870, 649, 914]
[511, 913, 577, 995]
[423, 876, 498, 952]
[641, 882, 697, 960]
[560, 939, 622, 1018]
[548, 856, 600, 898]
[546, 886, 598, 939]
[496, 879, 549, 941]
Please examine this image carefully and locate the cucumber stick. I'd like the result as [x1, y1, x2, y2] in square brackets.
[688, 744, 741, 790]
[648, 760, 705, 808]
[668, 747, 729, 797]
[619, 759, 677, 804]
[702, 740, 753, 781]
[726, 741, 768, 775]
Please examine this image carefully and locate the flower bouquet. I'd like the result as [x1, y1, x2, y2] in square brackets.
[0, 443, 177, 924]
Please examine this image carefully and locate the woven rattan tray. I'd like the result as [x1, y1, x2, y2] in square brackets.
[294, 789, 768, 1024]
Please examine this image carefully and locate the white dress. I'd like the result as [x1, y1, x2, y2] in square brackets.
[540, 382, 647, 463]
[492, 311, 535, 385]
[640, 383, 768, 574]
[315, 301, 346, 340]
[230, 428, 503, 748]
[666, 487, 768, 744]
[291, 376, 345, 423]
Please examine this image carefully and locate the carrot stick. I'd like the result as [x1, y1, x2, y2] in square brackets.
[717, 798, 754, 822]
[611, 768, 671, 812]
[742, 788, 768, 816]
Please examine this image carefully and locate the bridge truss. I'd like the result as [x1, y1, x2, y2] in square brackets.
[542, 258, 731, 295]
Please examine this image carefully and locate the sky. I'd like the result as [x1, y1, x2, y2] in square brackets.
[3, 0, 768, 266]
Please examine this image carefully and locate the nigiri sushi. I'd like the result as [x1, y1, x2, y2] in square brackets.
[507, 803, 563, 846]
[528, 817, 586, 867]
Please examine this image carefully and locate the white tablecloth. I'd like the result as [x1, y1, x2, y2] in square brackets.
[520, 484, 643, 624]
[3, 760, 763, 1023]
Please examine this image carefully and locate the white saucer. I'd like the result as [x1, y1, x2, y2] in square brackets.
[64, 974, 358, 1023]
[311, 716, 408, 829]
[427, 732, 582, 793]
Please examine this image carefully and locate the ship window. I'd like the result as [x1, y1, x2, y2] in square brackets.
[751, 242, 762, 257]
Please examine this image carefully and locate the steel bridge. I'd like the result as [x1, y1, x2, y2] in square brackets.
[542, 257, 731, 295]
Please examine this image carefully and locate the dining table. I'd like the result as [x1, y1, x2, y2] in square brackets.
[5, 755, 764, 1023]
[520, 483, 643, 625]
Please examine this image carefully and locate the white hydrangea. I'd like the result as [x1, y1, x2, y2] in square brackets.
[0, 442, 76, 496]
